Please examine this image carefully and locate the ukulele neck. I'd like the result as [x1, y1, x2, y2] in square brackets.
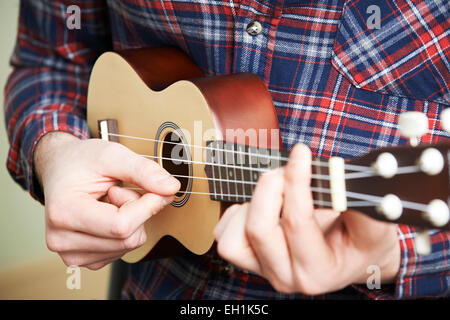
[203, 141, 335, 209]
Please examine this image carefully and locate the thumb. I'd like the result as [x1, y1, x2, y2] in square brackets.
[98, 142, 180, 196]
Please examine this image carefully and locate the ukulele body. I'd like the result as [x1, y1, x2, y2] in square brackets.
[87, 47, 280, 263]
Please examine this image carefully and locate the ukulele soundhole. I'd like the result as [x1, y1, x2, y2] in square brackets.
[155, 122, 193, 207]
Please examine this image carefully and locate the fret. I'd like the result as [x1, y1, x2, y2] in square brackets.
[231, 144, 242, 202]
[225, 142, 236, 202]
[249, 146, 259, 194]
[242, 145, 253, 199]
[270, 149, 281, 170]
[216, 141, 225, 201]
[258, 147, 269, 169]
[205, 141, 220, 201]
[256, 147, 262, 193]
[311, 160, 332, 209]
[235, 144, 245, 201]
[220, 148, 229, 202]
[315, 161, 324, 208]
[210, 143, 218, 200]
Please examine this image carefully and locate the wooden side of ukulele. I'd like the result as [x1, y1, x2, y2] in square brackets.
[87, 47, 280, 262]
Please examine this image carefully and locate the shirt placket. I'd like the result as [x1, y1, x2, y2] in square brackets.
[231, 0, 284, 83]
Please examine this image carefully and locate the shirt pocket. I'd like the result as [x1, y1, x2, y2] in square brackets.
[331, 0, 449, 105]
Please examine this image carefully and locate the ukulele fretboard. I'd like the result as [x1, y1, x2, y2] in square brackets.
[204, 141, 332, 208]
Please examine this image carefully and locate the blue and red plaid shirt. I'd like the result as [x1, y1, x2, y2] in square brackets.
[4, 0, 450, 299]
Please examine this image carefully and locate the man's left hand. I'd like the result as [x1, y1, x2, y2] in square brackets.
[214, 144, 400, 295]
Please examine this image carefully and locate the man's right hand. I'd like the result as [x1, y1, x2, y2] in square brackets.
[34, 132, 180, 270]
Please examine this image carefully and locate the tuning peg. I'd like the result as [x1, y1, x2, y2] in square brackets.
[398, 112, 428, 146]
[415, 230, 431, 255]
[440, 108, 450, 133]
[423, 199, 450, 227]
[377, 194, 402, 220]
[418, 148, 444, 175]
[372, 152, 398, 178]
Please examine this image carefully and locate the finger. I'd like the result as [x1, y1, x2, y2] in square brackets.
[46, 225, 146, 253]
[48, 192, 173, 239]
[245, 168, 293, 286]
[107, 186, 141, 207]
[215, 203, 261, 274]
[213, 204, 242, 240]
[282, 144, 334, 269]
[84, 255, 124, 271]
[98, 142, 180, 195]
[60, 249, 128, 267]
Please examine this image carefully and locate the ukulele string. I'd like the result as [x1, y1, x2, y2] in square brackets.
[107, 133, 373, 173]
[138, 153, 421, 180]
[124, 186, 429, 211]
[140, 154, 331, 180]
[126, 187, 336, 208]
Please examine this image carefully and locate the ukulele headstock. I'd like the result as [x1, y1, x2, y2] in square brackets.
[346, 142, 450, 231]
[344, 110, 450, 254]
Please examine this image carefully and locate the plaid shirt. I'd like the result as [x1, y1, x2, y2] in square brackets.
[4, 0, 450, 299]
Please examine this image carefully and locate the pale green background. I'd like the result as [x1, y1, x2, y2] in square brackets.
[0, 0, 50, 269]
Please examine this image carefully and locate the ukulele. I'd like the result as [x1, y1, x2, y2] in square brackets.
[87, 47, 450, 263]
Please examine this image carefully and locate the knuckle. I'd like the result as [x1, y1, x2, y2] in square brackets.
[227, 203, 241, 212]
[271, 280, 295, 294]
[121, 234, 141, 250]
[245, 222, 266, 244]
[267, 273, 296, 294]
[223, 203, 241, 217]
[282, 210, 302, 230]
[138, 230, 147, 246]
[293, 273, 325, 296]
[46, 202, 64, 228]
[298, 283, 325, 296]
[111, 215, 133, 239]
[216, 238, 235, 262]
[61, 255, 80, 267]
[45, 233, 62, 252]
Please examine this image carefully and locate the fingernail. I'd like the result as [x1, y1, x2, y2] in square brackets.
[162, 196, 174, 206]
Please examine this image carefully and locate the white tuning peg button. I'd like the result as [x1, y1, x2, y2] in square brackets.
[372, 152, 398, 178]
[440, 108, 450, 133]
[398, 112, 428, 146]
[418, 148, 444, 175]
[423, 199, 450, 227]
[415, 231, 431, 255]
[377, 194, 403, 220]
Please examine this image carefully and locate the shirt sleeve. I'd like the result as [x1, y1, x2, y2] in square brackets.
[4, 0, 112, 204]
[394, 226, 450, 298]
[352, 225, 450, 299]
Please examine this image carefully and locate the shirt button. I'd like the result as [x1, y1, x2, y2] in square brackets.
[246, 21, 263, 36]
[219, 262, 235, 276]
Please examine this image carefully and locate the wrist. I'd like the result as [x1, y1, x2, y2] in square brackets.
[376, 232, 401, 284]
[33, 131, 81, 187]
